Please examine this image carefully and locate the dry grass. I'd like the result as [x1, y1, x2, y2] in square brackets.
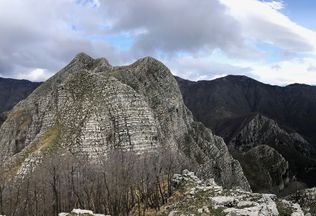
[36, 123, 61, 152]
[3, 122, 62, 178]
[10, 108, 32, 130]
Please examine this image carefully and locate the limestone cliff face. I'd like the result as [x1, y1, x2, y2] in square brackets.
[0, 53, 250, 190]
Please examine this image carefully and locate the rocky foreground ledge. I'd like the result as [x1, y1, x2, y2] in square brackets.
[162, 170, 309, 216]
[58, 170, 315, 216]
[58, 209, 108, 216]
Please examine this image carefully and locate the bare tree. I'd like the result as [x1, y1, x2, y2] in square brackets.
[0, 146, 190, 216]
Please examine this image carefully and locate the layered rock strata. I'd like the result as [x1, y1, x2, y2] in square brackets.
[0, 53, 250, 190]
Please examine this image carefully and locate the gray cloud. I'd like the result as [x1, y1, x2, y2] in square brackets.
[102, 0, 249, 56]
[247, 18, 314, 52]
[0, 0, 118, 80]
[0, 0, 315, 84]
[0, 55, 14, 75]
[308, 64, 316, 72]
[163, 55, 253, 81]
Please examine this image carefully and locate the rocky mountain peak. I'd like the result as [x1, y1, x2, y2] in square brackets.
[95, 57, 112, 68]
[130, 56, 168, 73]
[0, 54, 250, 191]
[138, 56, 160, 63]
[72, 52, 94, 64]
[69, 52, 112, 72]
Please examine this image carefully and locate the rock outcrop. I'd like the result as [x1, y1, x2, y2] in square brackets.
[157, 170, 306, 216]
[234, 145, 289, 193]
[0, 53, 249, 190]
[287, 187, 316, 215]
[225, 113, 316, 192]
[227, 114, 312, 155]
[59, 209, 107, 216]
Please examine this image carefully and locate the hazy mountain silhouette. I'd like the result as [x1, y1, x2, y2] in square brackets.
[176, 75, 316, 146]
[0, 77, 41, 113]
[176, 75, 316, 190]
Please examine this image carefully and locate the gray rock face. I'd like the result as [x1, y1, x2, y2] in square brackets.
[175, 75, 316, 150]
[0, 53, 250, 190]
[176, 75, 316, 189]
[59, 209, 107, 216]
[287, 187, 316, 215]
[223, 113, 316, 193]
[164, 170, 305, 216]
[235, 145, 289, 193]
[229, 114, 312, 155]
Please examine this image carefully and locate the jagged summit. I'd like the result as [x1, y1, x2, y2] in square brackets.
[70, 52, 112, 70]
[73, 52, 94, 63]
[136, 56, 162, 63]
[223, 74, 258, 81]
[95, 57, 112, 67]
[124, 56, 168, 72]
[70, 53, 165, 75]
[73, 53, 161, 68]
[0, 54, 250, 191]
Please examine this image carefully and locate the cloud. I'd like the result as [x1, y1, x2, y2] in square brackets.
[100, 0, 259, 58]
[15, 68, 52, 82]
[219, 0, 316, 54]
[264, 0, 284, 10]
[308, 64, 316, 72]
[247, 57, 316, 85]
[0, 0, 316, 85]
[0, 57, 14, 75]
[163, 54, 252, 81]
[0, 0, 118, 80]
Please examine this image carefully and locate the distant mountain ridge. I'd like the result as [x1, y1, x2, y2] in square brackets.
[0, 77, 41, 113]
[1, 69, 315, 194]
[176, 75, 316, 146]
[176, 75, 316, 191]
[227, 113, 316, 192]
[0, 77, 41, 127]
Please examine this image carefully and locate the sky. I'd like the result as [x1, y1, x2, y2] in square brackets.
[0, 0, 316, 85]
